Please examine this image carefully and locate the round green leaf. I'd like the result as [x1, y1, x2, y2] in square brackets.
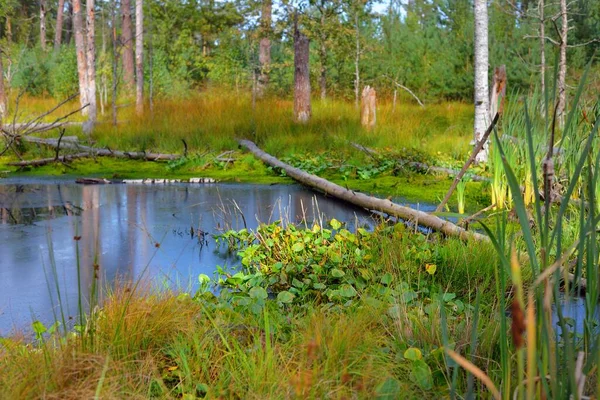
[249, 286, 268, 300]
[403, 347, 422, 361]
[291, 242, 305, 252]
[277, 291, 295, 304]
[331, 268, 345, 278]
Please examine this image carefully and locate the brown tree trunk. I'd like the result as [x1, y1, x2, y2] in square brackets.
[85, 0, 97, 129]
[54, 0, 66, 51]
[121, 0, 135, 90]
[489, 65, 507, 119]
[293, 21, 311, 123]
[257, 0, 271, 98]
[40, 0, 47, 50]
[135, 0, 144, 115]
[111, 0, 118, 126]
[73, 0, 89, 116]
[64, 1, 73, 45]
[0, 50, 6, 125]
[557, 0, 567, 127]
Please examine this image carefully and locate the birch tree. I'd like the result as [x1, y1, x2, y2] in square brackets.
[40, 0, 47, 50]
[473, 0, 489, 163]
[86, 0, 97, 127]
[121, 0, 135, 90]
[54, 0, 65, 51]
[557, 0, 567, 126]
[0, 49, 6, 124]
[73, 0, 89, 115]
[135, 0, 143, 114]
[257, 0, 271, 98]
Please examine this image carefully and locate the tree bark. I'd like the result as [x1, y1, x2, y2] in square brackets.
[64, 1, 73, 45]
[0, 50, 6, 125]
[539, 0, 545, 103]
[85, 0, 97, 130]
[6, 17, 12, 43]
[319, 8, 327, 100]
[73, 0, 89, 116]
[121, 0, 135, 90]
[489, 65, 507, 119]
[257, 0, 271, 98]
[557, 0, 567, 127]
[473, 0, 489, 163]
[360, 86, 376, 130]
[54, 0, 66, 51]
[111, 0, 118, 125]
[293, 20, 311, 123]
[354, 13, 360, 109]
[238, 139, 488, 242]
[135, 0, 144, 115]
[40, 0, 47, 51]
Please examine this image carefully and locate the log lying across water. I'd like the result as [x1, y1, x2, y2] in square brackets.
[22, 136, 180, 161]
[238, 139, 488, 242]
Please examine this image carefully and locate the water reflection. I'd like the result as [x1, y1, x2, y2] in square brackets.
[0, 182, 375, 335]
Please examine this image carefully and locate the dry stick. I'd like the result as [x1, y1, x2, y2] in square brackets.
[435, 113, 500, 213]
[238, 139, 488, 242]
[458, 203, 496, 227]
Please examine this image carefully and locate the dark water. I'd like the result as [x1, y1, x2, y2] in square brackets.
[0, 179, 443, 335]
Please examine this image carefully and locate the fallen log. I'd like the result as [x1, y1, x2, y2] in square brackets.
[238, 139, 488, 242]
[7, 152, 90, 167]
[22, 136, 180, 161]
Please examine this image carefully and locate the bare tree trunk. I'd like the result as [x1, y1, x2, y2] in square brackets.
[489, 65, 507, 119]
[539, 0, 545, 101]
[64, 1, 73, 45]
[73, 0, 89, 116]
[85, 0, 97, 130]
[392, 89, 397, 112]
[557, 0, 567, 127]
[360, 86, 376, 130]
[0, 50, 6, 125]
[121, 0, 135, 90]
[54, 0, 66, 51]
[40, 0, 47, 50]
[354, 13, 360, 109]
[473, 0, 489, 163]
[319, 9, 327, 100]
[293, 19, 311, 123]
[111, 0, 118, 126]
[135, 0, 143, 115]
[257, 0, 271, 98]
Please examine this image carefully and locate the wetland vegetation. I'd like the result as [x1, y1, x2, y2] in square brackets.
[2, 0, 600, 398]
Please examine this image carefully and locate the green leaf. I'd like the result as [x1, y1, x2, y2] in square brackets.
[291, 242, 305, 252]
[276, 291, 295, 304]
[380, 273, 392, 286]
[375, 377, 401, 400]
[331, 268, 345, 278]
[410, 359, 433, 390]
[249, 287, 268, 300]
[403, 347, 422, 361]
[329, 218, 342, 230]
[442, 293, 456, 302]
[339, 284, 357, 298]
[32, 321, 47, 336]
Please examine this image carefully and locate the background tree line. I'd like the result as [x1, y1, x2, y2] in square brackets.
[0, 0, 598, 107]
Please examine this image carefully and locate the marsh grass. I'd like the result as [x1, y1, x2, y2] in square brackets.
[4, 90, 473, 159]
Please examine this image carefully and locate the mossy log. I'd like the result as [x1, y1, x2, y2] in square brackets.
[22, 136, 180, 161]
[238, 139, 488, 242]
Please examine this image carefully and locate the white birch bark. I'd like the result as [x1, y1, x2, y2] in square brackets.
[40, 0, 47, 51]
[557, 0, 567, 127]
[473, 0, 489, 163]
[135, 0, 144, 115]
[73, 0, 89, 116]
[86, 0, 97, 129]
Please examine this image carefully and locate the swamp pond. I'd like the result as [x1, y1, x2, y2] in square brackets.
[0, 179, 440, 335]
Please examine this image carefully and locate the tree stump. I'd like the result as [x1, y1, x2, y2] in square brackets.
[360, 86, 376, 130]
[490, 65, 507, 120]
